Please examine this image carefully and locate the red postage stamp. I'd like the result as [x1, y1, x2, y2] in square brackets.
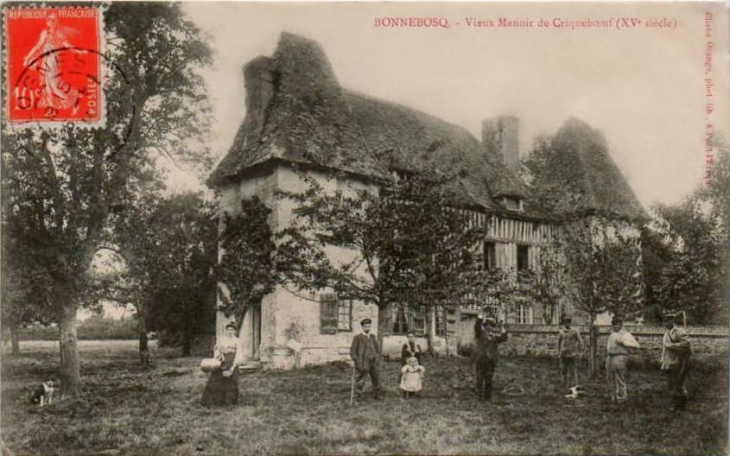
[5, 6, 103, 126]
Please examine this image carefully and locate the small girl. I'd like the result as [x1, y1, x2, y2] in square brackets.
[400, 356, 425, 398]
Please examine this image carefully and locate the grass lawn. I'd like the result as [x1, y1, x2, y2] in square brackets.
[1, 340, 727, 456]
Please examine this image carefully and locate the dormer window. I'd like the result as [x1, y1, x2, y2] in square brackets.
[500, 196, 523, 212]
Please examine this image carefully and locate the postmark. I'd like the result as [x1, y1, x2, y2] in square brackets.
[5, 6, 104, 127]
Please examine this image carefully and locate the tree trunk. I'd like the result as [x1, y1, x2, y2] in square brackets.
[587, 311, 598, 378]
[376, 301, 392, 360]
[137, 302, 149, 367]
[181, 317, 192, 357]
[10, 324, 20, 356]
[58, 301, 81, 398]
[425, 306, 436, 357]
[181, 329, 193, 357]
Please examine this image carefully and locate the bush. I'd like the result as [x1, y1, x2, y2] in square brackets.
[19, 317, 138, 341]
[77, 316, 137, 340]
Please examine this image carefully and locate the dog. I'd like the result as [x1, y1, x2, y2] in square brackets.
[30, 380, 56, 407]
[565, 385, 585, 400]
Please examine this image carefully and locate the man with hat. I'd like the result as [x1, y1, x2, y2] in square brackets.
[473, 312, 508, 402]
[557, 315, 584, 386]
[350, 318, 382, 399]
[661, 312, 691, 410]
[605, 315, 640, 403]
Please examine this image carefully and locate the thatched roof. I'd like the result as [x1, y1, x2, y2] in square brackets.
[207, 32, 528, 211]
[526, 118, 646, 221]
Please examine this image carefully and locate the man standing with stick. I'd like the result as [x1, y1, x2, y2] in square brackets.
[350, 318, 382, 401]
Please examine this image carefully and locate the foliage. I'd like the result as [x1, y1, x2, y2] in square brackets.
[276, 169, 487, 337]
[138, 193, 218, 354]
[0, 213, 56, 332]
[559, 219, 644, 319]
[217, 197, 279, 328]
[0, 3, 213, 394]
[516, 244, 568, 325]
[641, 139, 728, 325]
[77, 315, 138, 340]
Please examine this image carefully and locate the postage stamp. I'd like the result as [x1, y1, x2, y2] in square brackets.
[4, 6, 104, 126]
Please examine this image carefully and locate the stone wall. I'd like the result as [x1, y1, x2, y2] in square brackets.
[499, 324, 729, 365]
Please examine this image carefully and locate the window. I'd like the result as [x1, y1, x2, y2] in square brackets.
[435, 305, 445, 337]
[484, 242, 497, 271]
[392, 305, 446, 336]
[320, 294, 352, 334]
[501, 196, 523, 212]
[517, 245, 530, 272]
[483, 303, 503, 322]
[517, 304, 533, 324]
[338, 299, 353, 332]
[392, 304, 409, 334]
[412, 306, 426, 335]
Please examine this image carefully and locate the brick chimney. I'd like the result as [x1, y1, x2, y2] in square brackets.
[481, 116, 520, 171]
[242, 56, 274, 143]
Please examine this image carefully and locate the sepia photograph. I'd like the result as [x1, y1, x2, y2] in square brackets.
[1, 1, 729, 455]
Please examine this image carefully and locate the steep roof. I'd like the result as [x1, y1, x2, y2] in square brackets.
[207, 32, 528, 211]
[526, 118, 646, 221]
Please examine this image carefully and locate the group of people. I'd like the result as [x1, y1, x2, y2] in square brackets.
[350, 318, 426, 399]
[202, 312, 693, 411]
[558, 312, 692, 410]
[349, 312, 692, 411]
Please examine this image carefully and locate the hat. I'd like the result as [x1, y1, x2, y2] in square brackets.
[225, 322, 237, 331]
[611, 315, 623, 325]
[561, 315, 572, 323]
[360, 318, 372, 326]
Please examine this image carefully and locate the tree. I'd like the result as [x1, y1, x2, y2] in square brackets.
[145, 193, 218, 356]
[277, 169, 486, 352]
[522, 120, 645, 377]
[555, 219, 643, 377]
[105, 192, 217, 359]
[0, 225, 55, 355]
[517, 244, 569, 325]
[642, 139, 728, 325]
[1, 3, 212, 396]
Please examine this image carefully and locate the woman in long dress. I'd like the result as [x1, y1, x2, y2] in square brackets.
[201, 322, 243, 407]
[23, 13, 83, 113]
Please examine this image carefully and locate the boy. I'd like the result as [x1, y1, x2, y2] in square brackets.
[557, 316, 584, 386]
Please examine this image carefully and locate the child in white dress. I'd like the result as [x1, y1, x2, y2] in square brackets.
[400, 356, 425, 398]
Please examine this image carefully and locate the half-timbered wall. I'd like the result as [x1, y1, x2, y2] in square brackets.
[456, 209, 564, 325]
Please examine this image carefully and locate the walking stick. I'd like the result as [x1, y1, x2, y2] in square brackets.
[349, 363, 356, 406]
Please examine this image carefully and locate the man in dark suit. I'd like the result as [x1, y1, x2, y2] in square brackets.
[350, 318, 382, 399]
[474, 313, 508, 402]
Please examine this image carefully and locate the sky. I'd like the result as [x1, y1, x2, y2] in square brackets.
[179, 1, 729, 208]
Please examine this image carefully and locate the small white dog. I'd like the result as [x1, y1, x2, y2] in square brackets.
[565, 385, 585, 400]
[30, 380, 56, 407]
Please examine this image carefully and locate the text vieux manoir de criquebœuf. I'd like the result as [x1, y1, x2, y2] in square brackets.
[373, 16, 678, 30]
